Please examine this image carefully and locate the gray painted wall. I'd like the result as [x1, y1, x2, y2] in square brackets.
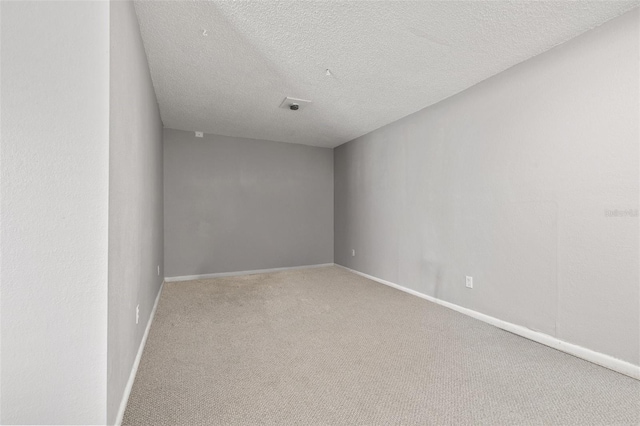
[334, 10, 639, 365]
[164, 129, 333, 277]
[107, 1, 164, 424]
[1, 2, 110, 424]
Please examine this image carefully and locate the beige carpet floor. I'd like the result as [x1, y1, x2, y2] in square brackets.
[123, 265, 639, 425]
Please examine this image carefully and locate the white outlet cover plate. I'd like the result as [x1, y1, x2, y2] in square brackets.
[279, 97, 311, 111]
[466, 276, 473, 288]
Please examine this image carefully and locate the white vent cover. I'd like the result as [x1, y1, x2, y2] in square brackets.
[279, 97, 311, 111]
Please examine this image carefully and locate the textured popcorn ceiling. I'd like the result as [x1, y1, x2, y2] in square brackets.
[134, 1, 638, 148]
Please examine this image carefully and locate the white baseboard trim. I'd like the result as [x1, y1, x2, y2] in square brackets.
[165, 263, 334, 283]
[115, 281, 165, 426]
[335, 264, 640, 380]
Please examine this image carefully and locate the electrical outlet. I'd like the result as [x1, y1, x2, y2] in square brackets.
[351, 249, 356, 257]
[465, 276, 473, 289]
[136, 304, 140, 324]
[157, 265, 160, 276]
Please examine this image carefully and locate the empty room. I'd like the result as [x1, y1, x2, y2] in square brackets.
[1, 0, 639, 425]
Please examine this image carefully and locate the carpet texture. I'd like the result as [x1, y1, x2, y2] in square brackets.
[123, 266, 639, 425]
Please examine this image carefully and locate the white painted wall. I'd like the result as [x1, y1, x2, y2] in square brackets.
[334, 9, 639, 365]
[107, 1, 164, 424]
[164, 129, 333, 278]
[1, 1, 110, 424]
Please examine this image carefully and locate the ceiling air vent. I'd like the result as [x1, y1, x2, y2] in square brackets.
[280, 97, 311, 111]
